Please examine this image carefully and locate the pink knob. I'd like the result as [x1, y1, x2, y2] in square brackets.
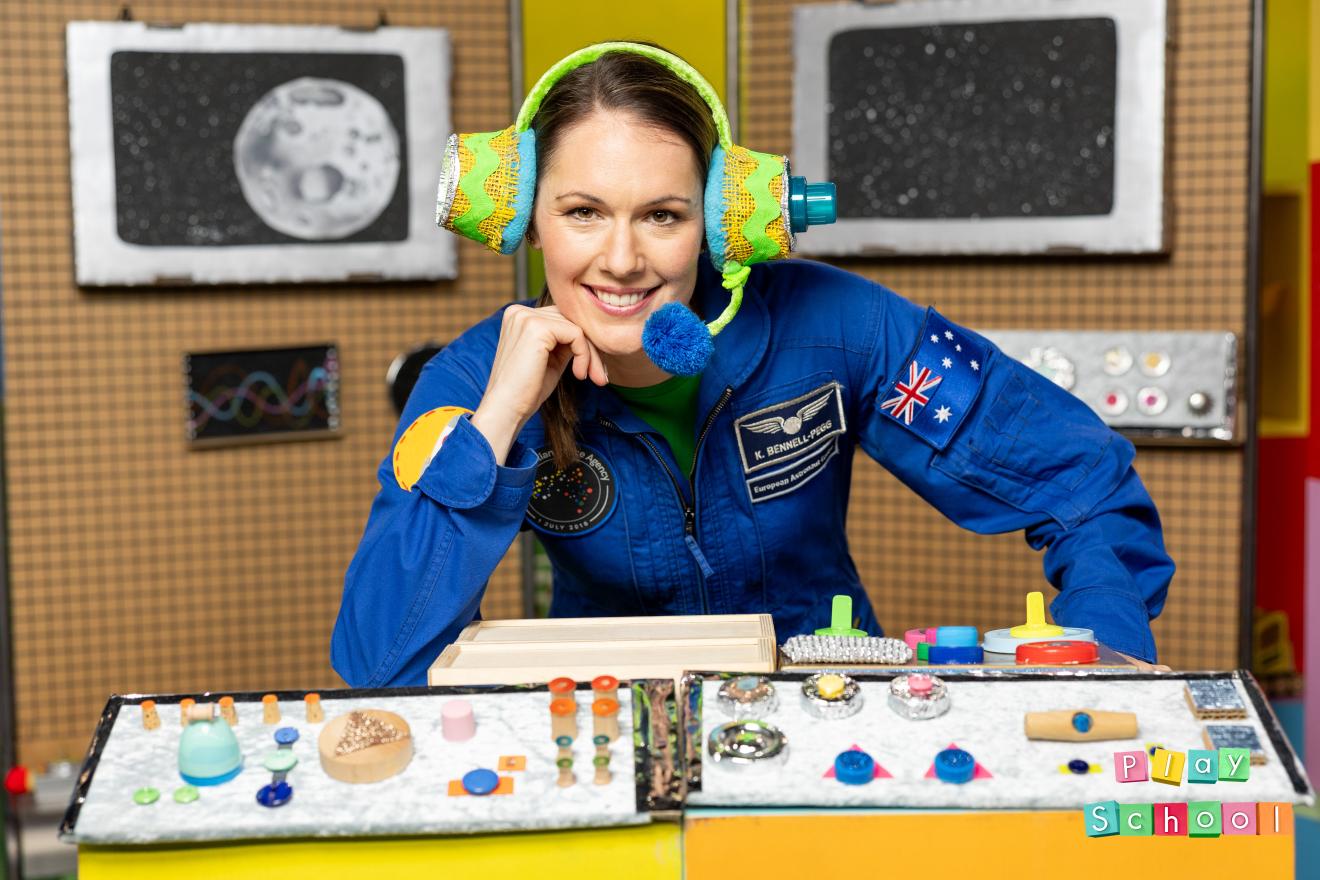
[904, 628, 929, 651]
[908, 674, 933, 696]
[441, 699, 475, 741]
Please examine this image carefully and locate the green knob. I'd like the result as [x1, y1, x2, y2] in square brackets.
[814, 594, 866, 637]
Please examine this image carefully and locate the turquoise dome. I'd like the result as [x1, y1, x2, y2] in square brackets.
[178, 718, 243, 786]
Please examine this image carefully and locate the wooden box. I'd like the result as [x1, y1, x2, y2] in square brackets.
[427, 614, 777, 686]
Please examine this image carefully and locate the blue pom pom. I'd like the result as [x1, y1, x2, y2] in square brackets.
[642, 303, 713, 376]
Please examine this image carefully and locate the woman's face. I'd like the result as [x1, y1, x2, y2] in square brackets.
[530, 109, 705, 365]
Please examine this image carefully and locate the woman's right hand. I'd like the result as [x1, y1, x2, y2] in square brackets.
[470, 304, 608, 464]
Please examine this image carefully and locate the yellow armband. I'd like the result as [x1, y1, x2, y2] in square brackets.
[392, 406, 474, 491]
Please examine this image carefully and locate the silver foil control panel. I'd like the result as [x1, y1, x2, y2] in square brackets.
[981, 330, 1239, 444]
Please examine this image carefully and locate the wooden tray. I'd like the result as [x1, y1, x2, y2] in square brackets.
[428, 614, 777, 686]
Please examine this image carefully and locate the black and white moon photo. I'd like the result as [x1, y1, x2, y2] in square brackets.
[68, 22, 454, 286]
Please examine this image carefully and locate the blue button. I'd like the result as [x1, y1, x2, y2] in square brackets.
[935, 748, 976, 784]
[1068, 759, 1091, 775]
[834, 749, 875, 785]
[935, 626, 978, 647]
[256, 781, 293, 808]
[1072, 712, 1093, 733]
[462, 768, 500, 796]
[927, 645, 983, 664]
[274, 727, 300, 745]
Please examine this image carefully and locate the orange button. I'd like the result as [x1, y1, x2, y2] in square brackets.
[550, 697, 577, 716]
[592, 698, 620, 716]
[548, 677, 577, 695]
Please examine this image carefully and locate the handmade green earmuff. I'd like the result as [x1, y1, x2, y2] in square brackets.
[435, 41, 836, 375]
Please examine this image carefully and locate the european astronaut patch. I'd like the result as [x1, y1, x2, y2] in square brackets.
[879, 308, 988, 450]
[734, 381, 846, 474]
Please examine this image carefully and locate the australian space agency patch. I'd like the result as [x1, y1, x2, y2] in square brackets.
[525, 446, 617, 536]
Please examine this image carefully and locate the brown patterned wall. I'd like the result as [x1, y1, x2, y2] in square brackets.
[742, 0, 1252, 671]
[0, 1, 524, 767]
[0, 0, 1256, 768]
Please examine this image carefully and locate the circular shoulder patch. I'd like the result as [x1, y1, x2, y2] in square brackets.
[526, 446, 617, 536]
[392, 406, 472, 491]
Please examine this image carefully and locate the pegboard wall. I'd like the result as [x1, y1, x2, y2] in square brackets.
[741, 0, 1253, 672]
[0, 0, 525, 767]
[0, 0, 1257, 769]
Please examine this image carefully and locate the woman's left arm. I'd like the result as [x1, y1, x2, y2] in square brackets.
[850, 278, 1176, 664]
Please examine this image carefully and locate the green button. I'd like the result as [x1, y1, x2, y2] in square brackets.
[132, 787, 160, 805]
[263, 750, 298, 772]
[173, 785, 199, 804]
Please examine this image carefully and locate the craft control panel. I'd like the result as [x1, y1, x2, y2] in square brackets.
[62, 677, 644, 844]
[983, 330, 1238, 443]
[687, 671, 1309, 811]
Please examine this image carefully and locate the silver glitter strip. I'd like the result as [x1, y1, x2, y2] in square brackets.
[781, 634, 913, 664]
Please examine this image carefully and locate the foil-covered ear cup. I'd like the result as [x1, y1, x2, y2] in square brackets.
[434, 127, 535, 255]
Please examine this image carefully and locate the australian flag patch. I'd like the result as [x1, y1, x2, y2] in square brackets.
[879, 308, 988, 450]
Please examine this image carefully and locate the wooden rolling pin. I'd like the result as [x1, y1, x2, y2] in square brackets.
[1024, 709, 1137, 742]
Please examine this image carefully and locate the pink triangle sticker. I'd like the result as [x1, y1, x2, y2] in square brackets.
[822, 744, 892, 779]
[924, 742, 993, 779]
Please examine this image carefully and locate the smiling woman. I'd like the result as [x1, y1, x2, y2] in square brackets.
[330, 42, 1176, 689]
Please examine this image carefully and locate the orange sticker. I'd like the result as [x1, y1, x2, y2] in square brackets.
[447, 776, 515, 796]
[392, 406, 472, 491]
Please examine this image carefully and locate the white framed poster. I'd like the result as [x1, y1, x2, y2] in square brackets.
[794, 0, 1168, 256]
[67, 21, 455, 286]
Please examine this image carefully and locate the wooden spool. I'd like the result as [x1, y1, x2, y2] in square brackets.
[317, 709, 413, 784]
[1024, 709, 1137, 742]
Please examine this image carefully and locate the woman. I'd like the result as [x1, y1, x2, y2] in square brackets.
[331, 44, 1175, 688]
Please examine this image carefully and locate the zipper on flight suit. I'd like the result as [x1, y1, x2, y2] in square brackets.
[598, 386, 732, 615]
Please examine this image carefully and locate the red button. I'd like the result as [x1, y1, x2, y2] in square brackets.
[1016, 640, 1099, 665]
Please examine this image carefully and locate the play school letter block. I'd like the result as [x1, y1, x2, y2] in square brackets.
[1114, 750, 1149, 783]
[1218, 747, 1250, 782]
[1188, 802, 1221, 838]
[1186, 749, 1218, 784]
[1154, 802, 1189, 836]
[1151, 748, 1185, 786]
[1221, 803, 1257, 835]
[1084, 800, 1120, 837]
[1257, 803, 1294, 836]
[1119, 803, 1153, 836]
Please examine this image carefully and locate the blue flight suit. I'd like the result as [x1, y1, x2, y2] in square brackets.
[331, 259, 1175, 687]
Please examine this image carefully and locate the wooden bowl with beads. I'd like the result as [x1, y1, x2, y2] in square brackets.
[317, 709, 413, 784]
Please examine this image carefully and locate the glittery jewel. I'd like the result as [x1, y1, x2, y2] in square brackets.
[334, 711, 407, 755]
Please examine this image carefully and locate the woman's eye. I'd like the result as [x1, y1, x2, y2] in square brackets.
[650, 210, 675, 224]
[570, 207, 596, 221]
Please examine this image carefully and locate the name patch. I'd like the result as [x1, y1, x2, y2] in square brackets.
[734, 381, 846, 474]
[746, 437, 839, 503]
[525, 446, 616, 536]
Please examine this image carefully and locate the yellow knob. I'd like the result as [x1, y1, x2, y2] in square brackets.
[817, 674, 846, 700]
[1009, 591, 1065, 638]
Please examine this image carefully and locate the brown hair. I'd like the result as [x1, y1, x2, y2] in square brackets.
[531, 47, 718, 470]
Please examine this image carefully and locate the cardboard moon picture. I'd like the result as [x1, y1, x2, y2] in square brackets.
[66, 21, 456, 286]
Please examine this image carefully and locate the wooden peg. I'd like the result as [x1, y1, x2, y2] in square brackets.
[218, 696, 237, 726]
[1024, 709, 1137, 742]
[141, 700, 160, 730]
[262, 694, 280, 724]
[305, 692, 324, 723]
